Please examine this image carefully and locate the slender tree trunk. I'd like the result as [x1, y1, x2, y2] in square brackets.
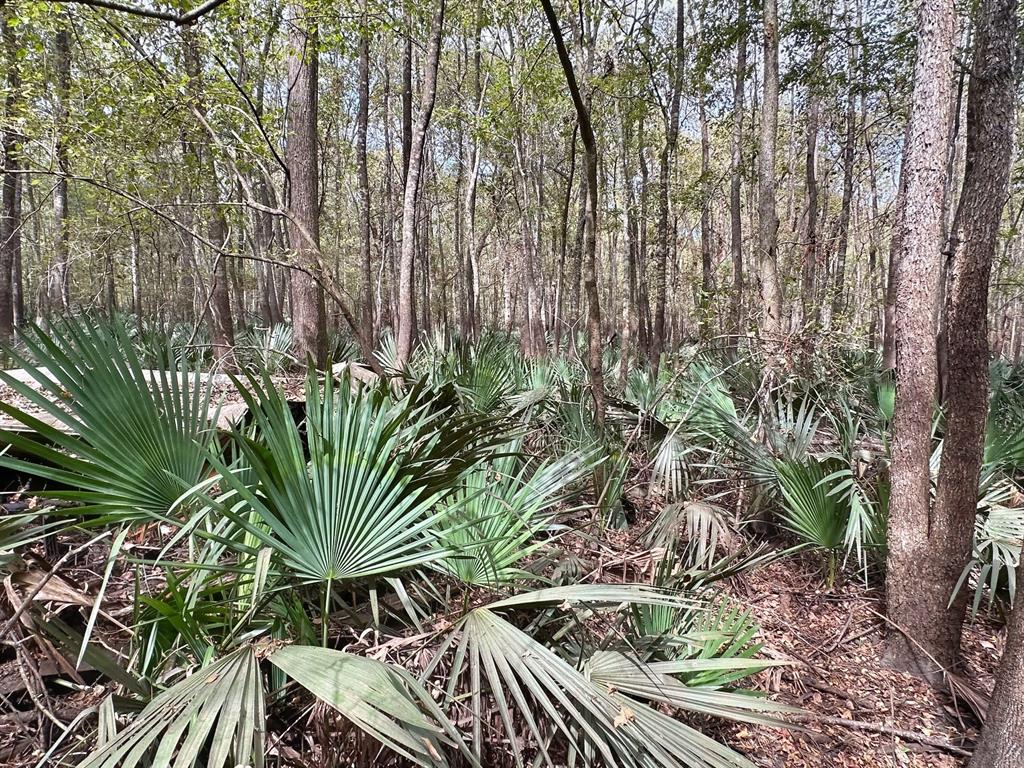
[831, 27, 858, 323]
[356, 10, 374, 350]
[396, 0, 445, 366]
[554, 125, 577, 352]
[698, 90, 714, 338]
[286, 0, 327, 366]
[729, 0, 747, 345]
[882, 122, 912, 371]
[49, 18, 72, 311]
[929, 0, 1017, 677]
[128, 213, 142, 327]
[0, 0, 20, 341]
[801, 12, 827, 327]
[541, 0, 604, 427]
[622, 115, 638, 387]
[207, 217, 235, 366]
[462, 5, 483, 343]
[757, 0, 784, 336]
[884, 0, 956, 678]
[182, 29, 235, 366]
[635, 119, 651, 355]
[652, 0, 684, 376]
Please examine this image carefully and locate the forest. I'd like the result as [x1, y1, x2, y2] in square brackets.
[0, 0, 1022, 765]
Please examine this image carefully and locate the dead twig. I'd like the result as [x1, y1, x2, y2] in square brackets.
[789, 713, 972, 758]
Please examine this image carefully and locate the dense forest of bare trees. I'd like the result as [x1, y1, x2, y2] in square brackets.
[1, 0, 1024, 765]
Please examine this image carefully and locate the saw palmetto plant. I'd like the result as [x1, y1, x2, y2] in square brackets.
[4, 328, 810, 768]
[0, 318, 217, 524]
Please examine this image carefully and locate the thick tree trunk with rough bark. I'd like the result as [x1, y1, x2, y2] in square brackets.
[286, 0, 327, 367]
[971, 564, 1024, 766]
[396, 0, 445, 367]
[929, 0, 1017, 676]
[757, 0, 783, 336]
[884, 0, 956, 678]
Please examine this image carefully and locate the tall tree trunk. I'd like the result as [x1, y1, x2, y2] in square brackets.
[286, 0, 327, 366]
[635, 119, 650, 354]
[128, 213, 142, 326]
[929, 0, 1017, 677]
[698, 89, 714, 338]
[831, 25, 858, 323]
[0, 0, 20, 341]
[554, 124, 577, 352]
[207, 218, 235, 366]
[936, 27, 971, 404]
[884, 0, 956, 678]
[462, 3, 484, 343]
[729, 0, 747, 345]
[882, 121, 913, 371]
[356, 10, 374, 350]
[395, 0, 445, 366]
[182, 29, 234, 366]
[513, 129, 544, 357]
[652, 0, 684, 376]
[971, 563, 1024, 766]
[757, 0, 784, 336]
[49, 17, 72, 311]
[622, 114, 638, 387]
[801, 12, 826, 328]
[541, 0, 604, 427]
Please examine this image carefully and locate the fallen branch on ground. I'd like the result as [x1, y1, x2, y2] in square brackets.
[789, 713, 972, 758]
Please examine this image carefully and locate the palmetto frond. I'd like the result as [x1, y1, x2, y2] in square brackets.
[80, 647, 265, 768]
[436, 443, 601, 587]
[206, 372, 474, 585]
[270, 645, 474, 767]
[421, 585, 790, 768]
[0, 319, 216, 522]
[774, 460, 848, 554]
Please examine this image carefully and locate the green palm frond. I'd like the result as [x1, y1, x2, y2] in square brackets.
[774, 460, 847, 552]
[766, 397, 819, 463]
[587, 649, 793, 725]
[436, 444, 600, 587]
[237, 323, 294, 373]
[206, 372, 462, 585]
[645, 501, 732, 569]
[0, 511, 57, 568]
[80, 647, 265, 768]
[426, 585, 789, 768]
[270, 645, 474, 767]
[0, 319, 216, 523]
[954, 483, 1023, 616]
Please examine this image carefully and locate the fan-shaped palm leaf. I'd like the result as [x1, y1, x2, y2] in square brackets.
[436, 444, 600, 587]
[0, 319, 216, 522]
[79, 647, 264, 768]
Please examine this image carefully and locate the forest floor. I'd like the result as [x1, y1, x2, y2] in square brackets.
[560, 496, 1004, 768]
[720, 558, 1003, 767]
[0, 517, 1007, 768]
[0, 369, 1009, 767]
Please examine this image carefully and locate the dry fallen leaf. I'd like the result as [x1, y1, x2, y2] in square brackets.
[613, 705, 634, 728]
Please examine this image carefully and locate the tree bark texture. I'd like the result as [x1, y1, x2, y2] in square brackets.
[884, 0, 956, 678]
